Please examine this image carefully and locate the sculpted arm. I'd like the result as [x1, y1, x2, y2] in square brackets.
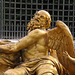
[0, 29, 45, 52]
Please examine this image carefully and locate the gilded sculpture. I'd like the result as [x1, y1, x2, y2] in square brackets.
[0, 10, 74, 75]
[0, 40, 21, 75]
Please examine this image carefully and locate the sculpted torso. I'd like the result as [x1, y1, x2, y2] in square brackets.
[22, 30, 48, 61]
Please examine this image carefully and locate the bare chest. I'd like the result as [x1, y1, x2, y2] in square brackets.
[22, 38, 48, 61]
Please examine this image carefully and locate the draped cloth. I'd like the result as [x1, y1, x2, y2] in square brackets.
[5, 56, 69, 75]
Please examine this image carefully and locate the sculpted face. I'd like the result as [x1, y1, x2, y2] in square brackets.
[38, 10, 51, 21]
[37, 10, 51, 29]
[27, 10, 51, 32]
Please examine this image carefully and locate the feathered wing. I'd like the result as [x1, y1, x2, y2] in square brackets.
[63, 51, 75, 64]
[47, 20, 75, 74]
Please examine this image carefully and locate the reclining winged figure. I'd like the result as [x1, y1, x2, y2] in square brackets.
[0, 10, 75, 75]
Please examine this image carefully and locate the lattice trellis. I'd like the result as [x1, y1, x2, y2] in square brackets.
[0, 0, 75, 39]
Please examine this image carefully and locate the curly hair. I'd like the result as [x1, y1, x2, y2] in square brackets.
[27, 11, 51, 33]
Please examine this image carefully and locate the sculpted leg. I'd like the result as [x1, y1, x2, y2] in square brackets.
[35, 58, 59, 75]
[4, 65, 30, 75]
[36, 63, 58, 75]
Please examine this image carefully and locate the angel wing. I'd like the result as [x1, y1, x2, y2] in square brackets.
[63, 51, 75, 74]
[63, 51, 75, 64]
[47, 20, 75, 74]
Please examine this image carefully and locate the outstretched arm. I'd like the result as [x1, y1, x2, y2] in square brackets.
[0, 29, 46, 53]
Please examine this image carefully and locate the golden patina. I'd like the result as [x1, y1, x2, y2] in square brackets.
[0, 10, 74, 75]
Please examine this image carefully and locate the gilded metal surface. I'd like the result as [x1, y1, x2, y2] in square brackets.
[0, 10, 75, 75]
